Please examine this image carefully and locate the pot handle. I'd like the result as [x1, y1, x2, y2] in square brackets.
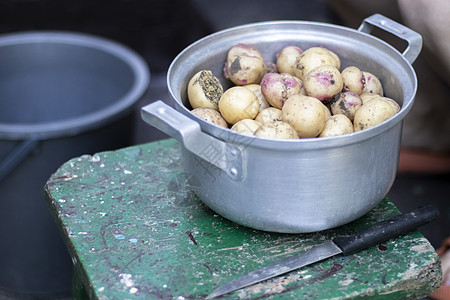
[358, 13, 423, 64]
[141, 101, 244, 180]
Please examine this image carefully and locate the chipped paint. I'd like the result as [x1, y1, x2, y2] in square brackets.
[119, 273, 134, 287]
[339, 279, 354, 286]
[90, 155, 101, 162]
[114, 234, 125, 240]
[411, 244, 434, 253]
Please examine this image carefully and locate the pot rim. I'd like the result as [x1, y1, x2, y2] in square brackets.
[0, 31, 150, 140]
[168, 19, 418, 151]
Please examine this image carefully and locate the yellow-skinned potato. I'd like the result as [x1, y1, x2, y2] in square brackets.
[360, 92, 380, 104]
[362, 71, 383, 95]
[254, 121, 299, 139]
[300, 86, 307, 95]
[293, 46, 341, 80]
[231, 119, 262, 135]
[255, 107, 282, 124]
[354, 98, 396, 131]
[243, 84, 270, 111]
[276, 46, 303, 75]
[187, 70, 223, 110]
[218, 86, 260, 125]
[319, 115, 354, 137]
[303, 65, 343, 103]
[341, 66, 365, 95]
[281, 94, 327, 138]
[224, 43, 266, 85]
[191, 107, 228, 128]
[370, 96, 401, 113]
[323, 104, 332, 118]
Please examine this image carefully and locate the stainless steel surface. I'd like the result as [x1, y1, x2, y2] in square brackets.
[206, 241, 342, 299]
[142, 14, 422, 233]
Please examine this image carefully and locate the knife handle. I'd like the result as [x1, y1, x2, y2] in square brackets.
[333, 205, 439, 256]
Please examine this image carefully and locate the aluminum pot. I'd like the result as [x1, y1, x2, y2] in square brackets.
[142, 14, 422, 233]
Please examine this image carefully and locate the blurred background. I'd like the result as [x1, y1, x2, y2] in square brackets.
[0, 0, 448, 298]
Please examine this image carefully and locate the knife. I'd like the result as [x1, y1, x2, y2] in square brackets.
[206, 205, 439, 299]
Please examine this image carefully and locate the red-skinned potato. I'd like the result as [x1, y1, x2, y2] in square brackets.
[303, 65, 343, 103]
[224, 43, 266, 85]
[187, 70, 223, 110]
[261, 72, 302, 109]
[342, 66, 365, 95]
[330, 92, 363, 122]
[362, 71, 384, 95]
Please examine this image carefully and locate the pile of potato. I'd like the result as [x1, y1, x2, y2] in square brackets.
[187, 43, 400, 139]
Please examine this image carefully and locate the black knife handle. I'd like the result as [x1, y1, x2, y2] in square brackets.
[333, 205, 439, 256]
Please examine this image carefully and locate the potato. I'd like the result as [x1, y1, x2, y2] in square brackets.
[260, 72, 302, 109]
[224, 43, 266, 85]
[281, 94, 327, 138]
[243, 84, 270, 111]
[293, 46, 341, 80]
[218, 86, 260, 125]
[319, 115, 354, 137]
[341, 66, 365, 95]
[276, 46, 303, 75]
[187, 70, 223, 110]
[265, 61, 278, 74]
[362, 71, 383, 95]
[191, 107, 228, 128]
[353, 98, 396, 131]
[362, 96, 400, 113]
[254, 121, 299, 139]
[303, 65, 343, 103]
[300, 86, 307, 95]
[231, 119, 262, 135]
[255, 107, 282, 124]
[376, 96, 401, 113]
[359, 92, 380, 104]
[330, 92, 363, 122]
[323, 104, 332, 118]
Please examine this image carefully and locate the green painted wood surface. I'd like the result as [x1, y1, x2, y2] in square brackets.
[44, 138, 441, 299]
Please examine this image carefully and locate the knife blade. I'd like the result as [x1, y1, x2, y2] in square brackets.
[206, 205, 439, 299]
